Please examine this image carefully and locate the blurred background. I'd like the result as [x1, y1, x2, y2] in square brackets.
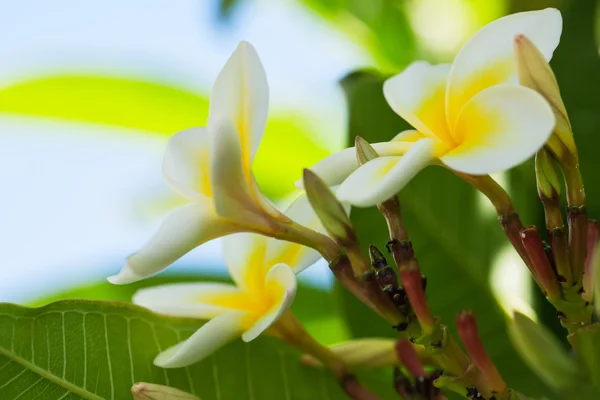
[0, 0, 509, 303]
[3, 0, 600, 396]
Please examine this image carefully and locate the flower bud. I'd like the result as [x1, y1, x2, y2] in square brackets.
[301, 338, 397, 369]
[303, 169, 355, 246]
[535, 148, 561, 200]
[132, 383, 200, 400]
[582, 220, 598, 302]
[400, 261, 434, 334]
[520, 226, 561, 301]
[355, 136, 378, 165]
[514, 34, 576, 156]
[592, 236, 600, 315]
[508, 312, 580, 390]
[456, 311, 506, 394]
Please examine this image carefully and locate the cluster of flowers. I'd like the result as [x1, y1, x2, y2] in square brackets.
[111, 7, 597, 400]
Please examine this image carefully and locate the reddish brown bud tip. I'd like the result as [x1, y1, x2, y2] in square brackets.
[456, 311, 507, 394]
[520, 226, 561, 301]
[395, 339, 426, 378]
[400, 262, 434, 333]
[583, 220, 599, 301]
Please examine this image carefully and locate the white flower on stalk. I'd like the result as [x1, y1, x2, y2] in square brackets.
[109, 42, 302, 284]
[132, 201, 321, 368]
[306, 9, 561, 207]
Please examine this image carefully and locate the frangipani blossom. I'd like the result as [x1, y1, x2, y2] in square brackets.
[307, 9, 560, 207]
[132, 222, 321, 368]
[109, 42, 309, 284]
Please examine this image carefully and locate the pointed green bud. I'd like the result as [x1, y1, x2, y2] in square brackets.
[132, 383, 200, 400]
[514, 34, 576, 156]
[535, 148, 561, 200]
[301, 338, 397, 369]
[508, 312, 580, 390]
[303, 169, 355, 245]
[355, 136, 378, 165]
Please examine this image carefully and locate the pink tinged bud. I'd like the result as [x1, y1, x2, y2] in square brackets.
[456, 311, 507, 394]
[583, 220, 598, 302]
[131, 383, 200, 400]
[395, 339, 426, 378]
[520, 226, 561, 301]
[400, 262, 434, 334]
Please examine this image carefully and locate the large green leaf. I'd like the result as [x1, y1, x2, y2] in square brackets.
[0, 300, 395, 399]
[335, 71, 551, 397]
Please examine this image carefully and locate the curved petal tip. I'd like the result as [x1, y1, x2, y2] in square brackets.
[107, 264, 145, 285]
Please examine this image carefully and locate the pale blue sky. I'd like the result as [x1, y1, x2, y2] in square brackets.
[0, 0, 372, 302]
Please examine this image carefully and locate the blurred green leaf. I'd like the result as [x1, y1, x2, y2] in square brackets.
[336, 70, 551, 397]
[29, 274, 350, 346]
[299, 0, 416, 69]
[0, 75, 329, 198]
[0, 300, 395, 399]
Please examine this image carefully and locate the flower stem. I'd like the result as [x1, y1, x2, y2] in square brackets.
[274, 311, 382, 400]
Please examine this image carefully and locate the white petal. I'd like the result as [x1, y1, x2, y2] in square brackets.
[241, 263, 297, 342]
[337, 139, 436, 207]
[266, 194, 324, 273]
[154, 310, 247, 368]
[441, 84, 554, 175]
[295, 141, 412, 189]
[132, 282, 244, 319]
[108, 202, 238, 284]
[209, 41, 268, 169]
[162, 127, 211, 201]
[446, 8, 562, 130]
[210, 119, 273, 227]
[383, 62, 453, 143]
[222, 233, 269, 292]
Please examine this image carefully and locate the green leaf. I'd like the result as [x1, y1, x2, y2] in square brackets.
[0, 300, 395, 399]
[336, 70, 552, 397]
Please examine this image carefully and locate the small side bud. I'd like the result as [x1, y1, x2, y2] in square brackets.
[395, 339, 427, 377]
[514, 34, 576, 156]
[508, 312, 580, 390]
[301, 338, 397, 369]
[592, 235, 600, 316]
[400, 262, 434, 334]
[456, 311, 506, 394]
[355, 136, 378, 165]
[303, 169, 354, 245]
[132, 383, 200, 400]
[535, 149, 561, 200]
[520, 226, 561, 301]
[583, 220, 598, 302]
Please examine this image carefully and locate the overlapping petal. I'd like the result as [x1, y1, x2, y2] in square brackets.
[296, 140, 415, 188]
[384, 62, 453, 143]
[133, 282, 245, 319]
[441, 84, 555, 174]
[446, 8, 562, 131]
[154, 311, 247, 368]
[162, 127, 211, 201]
[241, 263, 297, 342]
[209, 41, 269, 171]
[210, 119, 277, 225]
[337, 139, 436, 207]
[108, 203, 239, 284]
[223, 233, 269, 293]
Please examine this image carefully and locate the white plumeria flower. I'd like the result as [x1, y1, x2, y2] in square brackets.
[306, 9, 560, 207]
[109, 42, 306, 284]
[132, 206, 321, 368]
